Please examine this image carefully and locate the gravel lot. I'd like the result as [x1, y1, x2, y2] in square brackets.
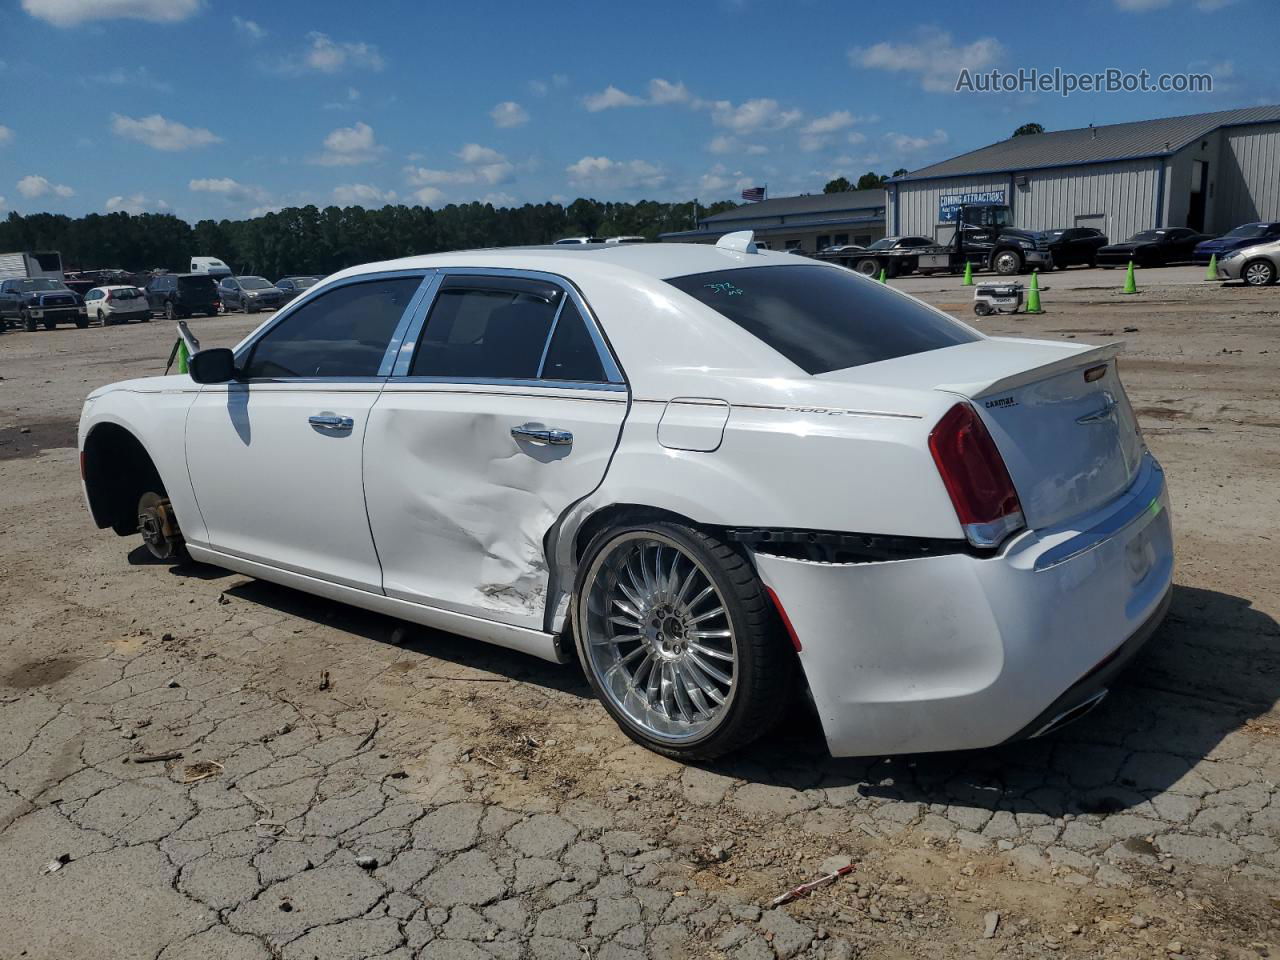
[1, 273, 1277, 960]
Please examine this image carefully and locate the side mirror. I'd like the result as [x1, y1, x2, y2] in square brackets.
[188, 347, 238, 384]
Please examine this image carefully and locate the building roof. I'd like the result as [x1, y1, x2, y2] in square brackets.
[895, 104, 1280, 182]
[703, 188, 886, 223]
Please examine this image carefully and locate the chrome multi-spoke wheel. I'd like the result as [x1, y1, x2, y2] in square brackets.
[1244, 260, 1275, 286]
[580, 531, 737, 743]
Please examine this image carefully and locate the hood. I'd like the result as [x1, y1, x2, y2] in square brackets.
[997, 228, 1043, 242]
[1197, 236, 1261, 254]
[1101, 240, 1155, 252]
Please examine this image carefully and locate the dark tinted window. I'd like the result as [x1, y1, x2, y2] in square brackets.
[541, 301, 608, 382]
[178, 275, 216, 292]
[243, 276, 420, 378]
[666, 264, 978, 375]
[410, 278, 562, 380]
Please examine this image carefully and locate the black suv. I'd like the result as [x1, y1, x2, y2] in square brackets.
[144, 273, 220, 319]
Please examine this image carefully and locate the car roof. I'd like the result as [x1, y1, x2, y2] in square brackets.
[324, 241, 816, 286]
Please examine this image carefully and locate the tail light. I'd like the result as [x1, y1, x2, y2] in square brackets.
[928, 403, 1025, 548]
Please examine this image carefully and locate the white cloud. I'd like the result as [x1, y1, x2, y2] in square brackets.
[232, 15, 264, 40]
[799, 111, 872, 152]
[648, 78, 690, 104]
[411, 186, 445, 206]
[708, 98, 802, 134]
[697, 163, 755, 195]
[0, 125, 12, 147]
[0, 196, 6, 209]
[565, 156, 666, 191]
[707, 135, 767, 156]
[248, 204, 282, 217]
[490, 101, 529, 128]
[105, 193, 168, 214]
[17, 175, 74, 199]
[404, 144, 515, 190]
[332, 183, 397, 206]
[528, 74, 568, 97]
[851, 27, 1004, 93]
[584, 77, 694, 112]
[188, 176, 270, 204]
[311, 121, 383, 166]
[22, 0, 199, 26]
[884, 128, 950, 152]
[111, 113, 221, 151]
[84, 66, 170, 91]
[279, 32, 385, 74]
[481, 192, 517, 207]
[846, 131, 867, 145]
[583, 85, 645, 112]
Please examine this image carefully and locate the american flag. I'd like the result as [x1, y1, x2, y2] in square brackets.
[741, 186, 766, 202]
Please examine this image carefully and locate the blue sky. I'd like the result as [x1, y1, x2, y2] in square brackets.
[1, 0, 1275, 222]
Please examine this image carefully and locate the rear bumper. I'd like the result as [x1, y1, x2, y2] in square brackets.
[755, 453, 1173, 757]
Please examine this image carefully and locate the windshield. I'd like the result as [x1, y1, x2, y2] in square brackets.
[112, 288, 141, 299]
[12, 278, 66, 292]
[239, 276, 272, 290]
[178, 275, 216, 290]
[1225, 223, 1269, 239]
[666, 264, 979, 375]
[1131, 230, 1164, 241]
[866, 238, 896, 250]
[292, 277, 319, 289]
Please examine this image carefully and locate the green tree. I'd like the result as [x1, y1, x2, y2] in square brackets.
[1012, 122, 1045, 137]
[823, 176, 852, 194]
[856, 172, 888, 190]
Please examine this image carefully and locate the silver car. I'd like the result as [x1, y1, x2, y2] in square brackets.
[1217, 238, 1280, 286]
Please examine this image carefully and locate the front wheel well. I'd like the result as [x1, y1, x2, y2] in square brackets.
[82, 423, 166, 535]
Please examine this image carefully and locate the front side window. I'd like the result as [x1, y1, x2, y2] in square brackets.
[666, 264, 979, 376]
[242, 275, 421, 379]
[410, 277, 563, 380]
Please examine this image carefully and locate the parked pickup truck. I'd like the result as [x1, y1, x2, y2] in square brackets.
[816, 203, 1053, 278]
[0, 277, 88, 330]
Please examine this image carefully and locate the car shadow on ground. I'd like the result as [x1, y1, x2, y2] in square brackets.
[701, 583, 1280, 818]
[215, 575, 594, 698]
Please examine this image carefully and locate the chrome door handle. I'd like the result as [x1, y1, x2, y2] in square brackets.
[511, 423, 573, 446]
[309, 413, 354, 431]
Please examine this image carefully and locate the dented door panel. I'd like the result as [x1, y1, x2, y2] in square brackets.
[364, 383, 627, 629]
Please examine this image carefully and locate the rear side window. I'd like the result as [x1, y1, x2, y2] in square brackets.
[665, 264, 978, 375]
[411, 278, 562, 380]
[541, 301, 607, 382]
[178, 276, 215, 292]
[242, 276, 421, 378]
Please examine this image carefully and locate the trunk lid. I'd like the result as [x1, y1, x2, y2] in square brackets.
[822, 337, 1145, 530]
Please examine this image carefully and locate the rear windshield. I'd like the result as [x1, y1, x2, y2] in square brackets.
[178, 275, 216, 291]
[665, 264, 978, 375]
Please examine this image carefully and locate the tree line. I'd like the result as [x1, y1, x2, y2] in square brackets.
[0, 197, 737, 279]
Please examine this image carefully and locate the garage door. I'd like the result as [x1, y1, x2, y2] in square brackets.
[1074, 214, 1105, 232]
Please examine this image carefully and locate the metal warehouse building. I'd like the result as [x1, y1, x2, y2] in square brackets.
[660, 189, 886, 252]
[887, 104, 1280, 243]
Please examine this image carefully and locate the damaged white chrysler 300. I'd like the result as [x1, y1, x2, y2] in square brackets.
[78, 234, 1173, 759]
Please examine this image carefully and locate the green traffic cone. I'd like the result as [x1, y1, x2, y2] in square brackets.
[1026, 269, 1043, 314]
[878, 268, 887, 284]
[962, 261, 973, 286]
[177, 340, 190, 374]
[1205, 253, 1218, 281]
[1121, 260, 1138, 295]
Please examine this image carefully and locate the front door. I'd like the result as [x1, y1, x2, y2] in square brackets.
[364, 272, 628, 630]
[1188, 160, 1208, 233]
[186, 272, 428, 590]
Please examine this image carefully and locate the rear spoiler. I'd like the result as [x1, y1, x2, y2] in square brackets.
[937, 341, 1125, 401]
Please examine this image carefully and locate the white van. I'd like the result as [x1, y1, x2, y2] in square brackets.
[189, 256, 232, 279]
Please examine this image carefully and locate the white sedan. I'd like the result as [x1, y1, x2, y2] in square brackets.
[78, 234, 1173, 759]
[84, 285, 152, 325]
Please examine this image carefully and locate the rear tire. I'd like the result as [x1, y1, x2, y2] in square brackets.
[75, 316, 89, 329]
[22, 312, 36, 332]
[165, 301, 176, 321]
[574, 520, 794, 760]
[854, 258, 880, 277]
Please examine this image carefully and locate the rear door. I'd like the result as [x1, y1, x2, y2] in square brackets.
[364, 270, 628, 630]
[185, 271, 429, 589]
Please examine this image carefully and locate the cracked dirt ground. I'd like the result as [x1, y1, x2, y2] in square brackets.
[1, 280, 1279, 960]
